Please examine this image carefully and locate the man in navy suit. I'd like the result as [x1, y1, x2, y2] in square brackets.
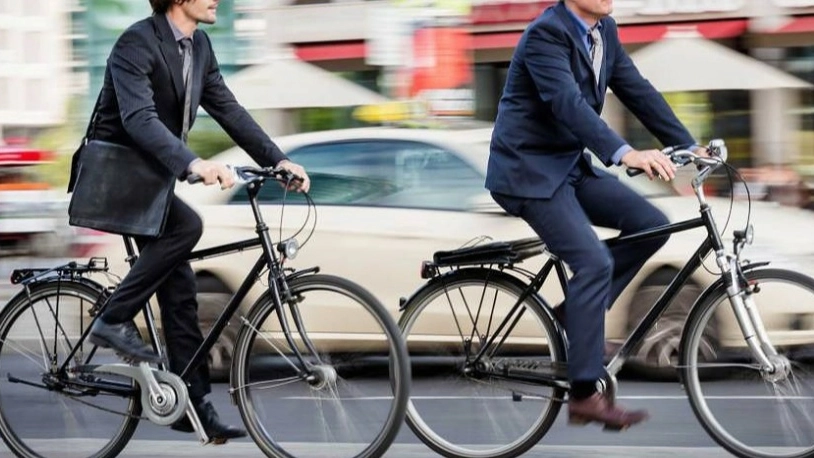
[74, 0, 310, 442]
[487, 0, 704, 429]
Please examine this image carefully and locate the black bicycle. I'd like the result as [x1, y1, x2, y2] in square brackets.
[399, 140, 814, 458]
[0, 166, 410, 458]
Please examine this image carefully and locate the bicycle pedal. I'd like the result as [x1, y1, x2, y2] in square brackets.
[603, 424, 628, 432]
[209, 438, 229, 446]
[567, 417, 590, 426]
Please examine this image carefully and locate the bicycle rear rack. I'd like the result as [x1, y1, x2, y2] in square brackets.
[9, 257, 110, 285]
[421, 237, 547, 278]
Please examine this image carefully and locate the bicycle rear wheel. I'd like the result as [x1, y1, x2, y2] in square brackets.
[399, 268, 566, 458]
[681, 268, 814, 458]
[232, 274, 409, 458]
[0, 280, 140, 458]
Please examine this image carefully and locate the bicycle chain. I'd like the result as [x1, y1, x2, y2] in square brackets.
[61, 390, 146, 420]
[468, 366, 568, 403]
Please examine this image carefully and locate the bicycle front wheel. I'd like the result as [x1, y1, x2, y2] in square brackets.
[0, 280, 140, 458]
[399, 268, 566, 458]
[681, 268, 814, 458]
[232, 274, 409, 458]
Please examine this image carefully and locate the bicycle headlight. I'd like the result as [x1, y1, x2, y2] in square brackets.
[735, 225, 754, 246]
[277, 238, 300, 260]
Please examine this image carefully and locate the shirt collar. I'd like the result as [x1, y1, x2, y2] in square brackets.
[564, 6, 602, 36]
[165, 13, 192, 43]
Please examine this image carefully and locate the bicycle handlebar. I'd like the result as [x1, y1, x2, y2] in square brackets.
[186, 165, 302, 186]
[625, 139, 727, 179]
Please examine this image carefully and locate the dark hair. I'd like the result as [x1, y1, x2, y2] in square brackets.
[149, 0, 191, 15]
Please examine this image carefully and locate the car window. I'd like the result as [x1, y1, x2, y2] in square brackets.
[229, 140, 485, 211]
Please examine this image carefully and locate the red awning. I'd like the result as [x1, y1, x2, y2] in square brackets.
[295, 19, 750, 61]
[771, 16, 814, 34]
[0, 148, 54, 166]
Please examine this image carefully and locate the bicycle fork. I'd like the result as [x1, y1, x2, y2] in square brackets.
[723, 259, 788, 380]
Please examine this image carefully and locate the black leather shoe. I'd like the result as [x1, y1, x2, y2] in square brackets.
[171, 399, 247, 444]
[88, 319, 161, 364]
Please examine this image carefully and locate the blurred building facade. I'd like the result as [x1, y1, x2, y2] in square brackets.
[0, 0, 76, 142]
[259, 0, 814, 170]
[5, 0, 814, 177]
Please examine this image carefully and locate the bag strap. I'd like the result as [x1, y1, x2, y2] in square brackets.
[82, 88, 104, 146]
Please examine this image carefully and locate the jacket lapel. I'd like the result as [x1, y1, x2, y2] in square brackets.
[152, 15, 185, 105]
[552, 2, 600, 99]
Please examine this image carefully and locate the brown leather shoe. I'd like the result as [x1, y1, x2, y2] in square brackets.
[568, 392, 648, 431]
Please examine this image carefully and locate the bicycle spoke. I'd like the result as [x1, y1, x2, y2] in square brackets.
[0, 337, 48, 371]
[0, 281, 140, 458]
[233, 275, 408, 458]
[401, 269, 564, 458]
[239, 315, 304, 374]
[682, 269, 814, 458]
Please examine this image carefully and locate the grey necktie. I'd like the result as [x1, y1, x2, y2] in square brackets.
[180, 38, 193, 144]
[589, 27, 603, 84]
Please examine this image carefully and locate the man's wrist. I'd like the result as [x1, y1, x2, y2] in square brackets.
[187, 158, 202, 173]
[612, 144, 633, 165]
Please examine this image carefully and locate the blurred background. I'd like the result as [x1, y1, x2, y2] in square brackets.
[3, 0, 814, 257]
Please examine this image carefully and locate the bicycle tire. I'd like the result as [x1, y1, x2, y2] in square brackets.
[0, 280, 140, 458]
[680, 267, 814, 458]
[399, 268, 566, 458]
[231, 273, 410, 458]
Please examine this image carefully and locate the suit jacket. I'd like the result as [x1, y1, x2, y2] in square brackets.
[69, 14, 287, 192]
[486, 2, 694, 199]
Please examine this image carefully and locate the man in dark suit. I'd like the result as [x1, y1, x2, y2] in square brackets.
[77, 0, 310, 442]
[487, 0, 704, 429]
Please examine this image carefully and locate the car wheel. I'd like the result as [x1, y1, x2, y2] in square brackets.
[625, 270, 716, 381]
[196, 275, 239, 382]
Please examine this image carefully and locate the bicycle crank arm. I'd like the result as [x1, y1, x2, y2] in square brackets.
[184, 398, 210, 445]
[94, 363, 189, 426]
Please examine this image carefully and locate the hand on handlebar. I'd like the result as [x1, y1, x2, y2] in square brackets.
[692, 145, 711, 158]
[275, 160, 311, 193]
[620, 148, 677, 181]
[188, 160, 235, 190]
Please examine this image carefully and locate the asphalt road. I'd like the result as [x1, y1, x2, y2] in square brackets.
[0, 377, 755, 458]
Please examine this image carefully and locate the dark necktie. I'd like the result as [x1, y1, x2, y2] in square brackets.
[180, 38, 193, 144]
[589, 27, 603, 84]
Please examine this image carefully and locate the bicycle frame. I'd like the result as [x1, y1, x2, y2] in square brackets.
[470, 166, 776, 384]
[58, 175, 320, 386]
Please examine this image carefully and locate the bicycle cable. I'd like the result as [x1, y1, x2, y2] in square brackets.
[273, 175, 317, 262]
[695, 158, 754, 277]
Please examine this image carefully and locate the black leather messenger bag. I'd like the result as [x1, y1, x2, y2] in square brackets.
[67, 93, 175, 237]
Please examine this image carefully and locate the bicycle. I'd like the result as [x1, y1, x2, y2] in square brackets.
[0, 166, 410, 458]
[398, 139, 814, 458]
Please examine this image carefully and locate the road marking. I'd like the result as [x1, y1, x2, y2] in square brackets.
[0, 440, 741, 457]
[283, 394, 814, 401]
